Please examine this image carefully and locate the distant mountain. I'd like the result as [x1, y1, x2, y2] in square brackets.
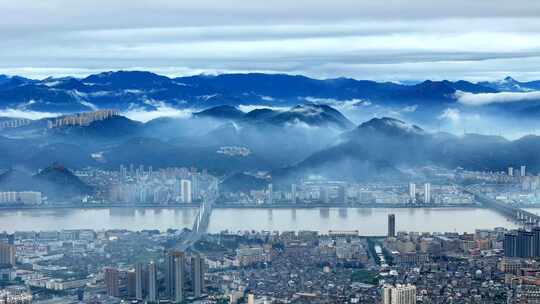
[102, 137, 273, 174]
[193, 105, 245, 120]
[49, 115, 143, 138]
[478, 76, 540, 92]
[220, 172, 269, 192]
[196, 103, 354, 130]
[0, 169, 38, 191]
[0, 163, 92, 200]
[0, 70, 528, 115]
[274, 116, 540, 183]
[266, 103, 354, 129]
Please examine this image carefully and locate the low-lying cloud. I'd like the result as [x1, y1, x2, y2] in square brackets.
[238, 105, 290, 113]
[455, 90, 540, 106]
[438, 108, 461, 122]
[0, 109, 59, 120]
[122, 105, 192, 122]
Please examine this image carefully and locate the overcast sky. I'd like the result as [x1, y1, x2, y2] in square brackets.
[1, 0, 540, 81]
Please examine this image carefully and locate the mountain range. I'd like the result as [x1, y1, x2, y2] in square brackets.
[1, 71, 540, 196]
[1, 71, 540, 120]
[1, 104, 539, 184]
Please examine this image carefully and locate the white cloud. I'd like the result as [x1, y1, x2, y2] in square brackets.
[438, 108, 461, 122]
[401, 105, 418, 113]
[0, 109, 59, 120]
[237, 105, 289, 113]
[455, 90, 540, 106]
[122, 105, 192, 122]
[1, 2, 540, 81]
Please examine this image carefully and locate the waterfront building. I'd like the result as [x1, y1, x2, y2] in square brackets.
[423, 183, 431, 204]
[517, 229, 534, 258]
[504, 232, 517, 257]
[388, 214, 396, 238]
[181, 179, 192, 203]
[408, 183, 416, 203]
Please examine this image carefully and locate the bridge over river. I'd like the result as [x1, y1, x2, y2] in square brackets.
[177, 184, 217, 250]
[464, 187, 540, 226]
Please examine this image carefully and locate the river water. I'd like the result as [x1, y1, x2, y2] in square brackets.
[0, 207, 523, 235]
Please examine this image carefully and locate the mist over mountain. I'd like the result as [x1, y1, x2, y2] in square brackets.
[1, 71, 540, 198]
[273, 116, 540, 185]
[0, 163, 92, 200]
[194, 103, 354, 130]
[1, 71, 539, 126]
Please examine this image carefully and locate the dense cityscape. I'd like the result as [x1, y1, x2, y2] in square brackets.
[0, 163, 540, 303]
[2, 1, 540, 303]
[1, 164, 539, 209]
[1, 214, 540, 303]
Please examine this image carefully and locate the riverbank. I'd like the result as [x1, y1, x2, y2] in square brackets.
[0, 202, 480, 211]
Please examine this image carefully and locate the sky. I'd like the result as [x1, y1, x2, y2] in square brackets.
[1, 0, 540, 81]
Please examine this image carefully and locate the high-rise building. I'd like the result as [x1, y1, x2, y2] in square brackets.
[174, 256, 184, 302]
[521, 165, 527, 177]
[148, 261, 158, 302]
[135, 263, 144, 300]
[267, 183, 273, 204]
[408, 183, 416, 203]
[192, 175, 200, 200]
[166, 250, 185, 301]
[191, 254, 205, 298]
[104, 267, 120, 297]
[291, 184, 297, 203]
[388, 214, 396, 238]
[517, 229, 534, 258]
[383, 284, 417, 304]
[247, 293, 255, 304]
[423, 183, 431, 204]
[127, 271, 136, 298]
[504, 232, 517, 257]
[509, 167, 514, 177]
[180, 179, 192, 203]
[533, 227, 540, 257]
[0, 242, 16, 266]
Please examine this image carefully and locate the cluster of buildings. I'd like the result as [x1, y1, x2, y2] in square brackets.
[2, 222, 540, 303]
[221, 179, 475, 207]
[103, 251, 205, 303]
[0, 118, 31, 130]
[0, 286, 32, 304]
[504, 228, 540, 259]
[0, 191, 42, 206]
[457, 165, 528, 180]
[46, 109, 118, 129]
[216, 146, 251, 157]
[76, 166, 218, 205]
[382, 284, 416, 304]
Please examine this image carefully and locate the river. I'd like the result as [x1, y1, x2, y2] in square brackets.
[0, 206, 524, 235]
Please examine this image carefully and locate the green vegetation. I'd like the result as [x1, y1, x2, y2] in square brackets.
[351, 270, 378, 285]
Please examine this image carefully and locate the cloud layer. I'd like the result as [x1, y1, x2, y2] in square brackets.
[1, 1, 540, 81]
[456, 91, 540, 106]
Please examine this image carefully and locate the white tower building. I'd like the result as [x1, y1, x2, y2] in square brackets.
[180, 179, 192, 203]
[424, 183, 431, 204]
